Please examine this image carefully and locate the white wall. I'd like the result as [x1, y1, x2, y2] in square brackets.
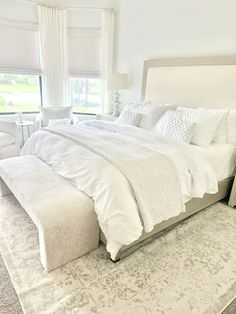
[116, 0, 236, 105]
[0, 0, 115, 28]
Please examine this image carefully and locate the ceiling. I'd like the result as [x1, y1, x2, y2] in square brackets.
[24, 0, 116, 8]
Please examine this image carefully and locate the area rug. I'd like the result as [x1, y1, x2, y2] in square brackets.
[1, 195, 236, 314]
[0, 252, 22, 314]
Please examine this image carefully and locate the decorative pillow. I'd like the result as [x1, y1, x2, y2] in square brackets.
[122, 102, 176, 129]
[116, 110, 141, 126]
[176, 108, 223, 147]
[40, 106, 72, 127]
[48, 118, 71, 127]
[153, 110, 195, 143]
[177, 106, 228, 143]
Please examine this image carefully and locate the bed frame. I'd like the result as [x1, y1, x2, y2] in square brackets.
[100, 56, 236, 261]
[101, 177, 234, 261]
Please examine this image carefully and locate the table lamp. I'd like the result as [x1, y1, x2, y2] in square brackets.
[108, 73, 129, 116]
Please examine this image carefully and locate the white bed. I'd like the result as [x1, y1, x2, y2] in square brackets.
[192, 144, 236, 181]
[3, 56, 236, 265]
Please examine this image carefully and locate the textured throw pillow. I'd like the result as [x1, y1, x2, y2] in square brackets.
[153, 110, 195, 143]
[40, 107, 72, 127]
[116, 110, 141, 126]
[176, 108, 223, 147]
[122, 102, 176, 129]
[48, 118, 71, 127]
[177, 106, 228, 143]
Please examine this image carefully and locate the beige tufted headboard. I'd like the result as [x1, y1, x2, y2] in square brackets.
[141, 57, 236, 109]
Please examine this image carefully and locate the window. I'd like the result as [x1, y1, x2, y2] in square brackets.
[69, 77, 102, 114]
[0, 74, 41, 113]
[68, 27, 102, 113]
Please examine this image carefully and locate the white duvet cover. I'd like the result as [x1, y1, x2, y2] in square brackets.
[22, 120, 218, 259]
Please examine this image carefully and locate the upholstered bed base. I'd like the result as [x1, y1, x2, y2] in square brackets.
[100, 177, 234, 261]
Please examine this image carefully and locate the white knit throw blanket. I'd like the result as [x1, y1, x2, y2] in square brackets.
[43, 122, 185, 232]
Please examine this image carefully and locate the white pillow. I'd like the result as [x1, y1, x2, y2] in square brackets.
[176, 108, 223, 147]
[48, 118, 71, 127]
[177, 106, 228, 143]
[116, 110, 141, 126]
[153, 110, 195, 143]
[122, 102, 176, 129]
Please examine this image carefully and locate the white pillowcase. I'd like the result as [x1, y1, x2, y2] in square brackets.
[153, 110, 195, 143]
[176, 108, 223, 147]
[122, 102, 176, 129]
[116, 110, 141, 126]
[48, 118, 71, 127]
[177, 106, 228, 143]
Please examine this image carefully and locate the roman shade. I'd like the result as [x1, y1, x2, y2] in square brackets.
[0, 20, 41, 74]
[68, 28, 101, 77]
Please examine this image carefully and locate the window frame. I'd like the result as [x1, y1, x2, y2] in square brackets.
[0, 73, 43, 115]
[68, 75, 102, 115]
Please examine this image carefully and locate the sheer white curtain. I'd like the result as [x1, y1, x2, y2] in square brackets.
[37, 5, 68, 107]
[101, 10, 115, 114]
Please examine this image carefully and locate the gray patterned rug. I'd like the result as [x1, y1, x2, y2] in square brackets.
[1, 195, 236, 313]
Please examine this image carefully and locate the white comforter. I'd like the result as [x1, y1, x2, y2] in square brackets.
[22, 121, 218, 259]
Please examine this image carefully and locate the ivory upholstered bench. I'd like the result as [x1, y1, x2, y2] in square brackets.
[0, 156, 99, 271]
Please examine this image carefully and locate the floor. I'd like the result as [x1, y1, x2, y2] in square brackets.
[1, 198, 236, 313]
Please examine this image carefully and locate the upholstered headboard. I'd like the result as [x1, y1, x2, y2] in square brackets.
[141, 57, 236, 108]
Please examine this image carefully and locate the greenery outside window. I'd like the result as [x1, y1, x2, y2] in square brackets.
[68, 77, 102, 114]
[0, 74, 42, 113]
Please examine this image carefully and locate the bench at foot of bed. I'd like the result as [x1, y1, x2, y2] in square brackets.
[0, 155, 99, 271]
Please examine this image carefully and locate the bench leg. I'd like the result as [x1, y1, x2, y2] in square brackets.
[0, 178, 12, 197]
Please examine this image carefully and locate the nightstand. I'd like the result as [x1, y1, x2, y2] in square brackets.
[15, 120, 34, 145]
[228, 177, 236, 207]
[96, 113, 117, 122]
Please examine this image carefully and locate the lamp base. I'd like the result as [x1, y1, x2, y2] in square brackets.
[112, 91, 121, 117]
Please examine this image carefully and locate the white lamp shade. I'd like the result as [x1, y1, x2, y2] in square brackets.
[108, 73, 129, 90]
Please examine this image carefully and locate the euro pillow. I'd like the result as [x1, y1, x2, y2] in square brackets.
[177, 106, 228, 143]
[176, 108, 223, 147]
[153, 110, 195, 143]
[122, 102, 176, 129]
[116, 110, 141, 126]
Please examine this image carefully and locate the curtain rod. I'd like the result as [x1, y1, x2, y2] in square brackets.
[21, 0, 110, 10]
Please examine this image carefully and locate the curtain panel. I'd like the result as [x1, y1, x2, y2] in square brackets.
[38, 5, 68, 107]
[101, 10, 115, 114]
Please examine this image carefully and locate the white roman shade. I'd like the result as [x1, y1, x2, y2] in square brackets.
[0, 19, 41, 74]
[68, 28, 101, 77]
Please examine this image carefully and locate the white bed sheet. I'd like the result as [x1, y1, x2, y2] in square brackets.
[190, 143, 236, 181]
